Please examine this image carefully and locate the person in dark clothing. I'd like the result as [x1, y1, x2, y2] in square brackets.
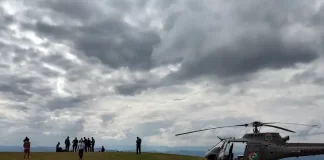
[91, 137, 95, 152]
[65, 136, 70, 151]
[72, 137, 78, 152]
[136, 137, 142, 155]
[23, 137, 31, 159]
[83, 137, 88, 152]
[56, 142, 62, 152]
[87, 138, 91, 152]
[101, 146, 105, 152]
[23, 137, 29, 142]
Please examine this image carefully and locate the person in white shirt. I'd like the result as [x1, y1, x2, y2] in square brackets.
[78, 139, 85, 160]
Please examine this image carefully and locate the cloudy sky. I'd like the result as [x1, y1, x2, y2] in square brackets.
[1, 0, 324, 147]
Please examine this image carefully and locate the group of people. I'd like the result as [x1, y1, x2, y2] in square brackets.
[56, 136, 96, 152]
[23, 136, 142, 160]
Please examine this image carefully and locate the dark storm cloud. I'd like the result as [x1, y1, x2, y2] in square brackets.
[172, 35, 318, 80]
[25, 19, 161, 70]
[38, 0, 97, 20]
[75, 20, 160, 70]
[115, 0, 323, 95]
[1, 0, 324, 146]
[20, 0, 161, 70]
[45, 96, 89, 111]
[113, 78, 193, 95]
[114, 81, 149, 96]
[0, 83, 31, 97]
[156, 0, 321, 79]
[19, 0, 322, 97]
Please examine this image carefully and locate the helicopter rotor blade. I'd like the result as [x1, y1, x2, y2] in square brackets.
[263, 124, 295, 133]
[267, 122, 319, 127]
[261, 122, 277, 125]
[175, 124, 248, 136]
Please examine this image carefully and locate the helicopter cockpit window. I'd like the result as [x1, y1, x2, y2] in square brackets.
[225, 142, 247, 159]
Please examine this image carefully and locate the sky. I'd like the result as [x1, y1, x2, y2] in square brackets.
[0, 0, 324, 148]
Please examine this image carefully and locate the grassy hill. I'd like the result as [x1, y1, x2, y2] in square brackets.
[0, 152, 205, 160]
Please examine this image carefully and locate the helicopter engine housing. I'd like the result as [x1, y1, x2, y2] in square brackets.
[282, 136, 289, 142]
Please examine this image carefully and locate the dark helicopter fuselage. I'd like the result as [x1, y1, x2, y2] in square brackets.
[205, 132, 324, 160]
[174, 121, 321, 160]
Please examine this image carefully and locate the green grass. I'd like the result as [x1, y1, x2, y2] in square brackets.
[0, 152, 205, 160]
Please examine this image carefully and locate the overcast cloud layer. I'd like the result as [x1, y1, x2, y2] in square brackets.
[1, 0, 324, 147]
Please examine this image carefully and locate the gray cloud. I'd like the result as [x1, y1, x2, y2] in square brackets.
[114, 0, 322, 95]
[291, 69, 324, 85]
[0, 0, 324, 147]
[132, 120, 174, 137]
[20, 0, 162, 70]
[101, 113, 116, 127]
[45, 96, 88, 111]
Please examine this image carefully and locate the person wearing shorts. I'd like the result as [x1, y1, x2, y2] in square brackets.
[78, 139, 85, 160]
[23, 137, 31, 159]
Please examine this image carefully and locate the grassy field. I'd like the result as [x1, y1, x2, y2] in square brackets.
[0, 152, 205, 160]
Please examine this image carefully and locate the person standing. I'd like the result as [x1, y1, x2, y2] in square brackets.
[72, 137, 78, 152]
[87, 138, 91, 152]
[101, 146, 105, 152]
[136, 137, 142, 155]
[83, 137, 88, 152]
[91, 137, 95, 152]
[65, 136, 70, 152]
[78, 139, 85, 160]
[23, 137, 31, 159]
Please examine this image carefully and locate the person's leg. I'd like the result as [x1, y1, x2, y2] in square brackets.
[78, 149, 81, 159]
[27, 149, 30, 158]
[139, 145, 141, 154]
[136, 145, 138, 154]
[80, 149, 84, 160]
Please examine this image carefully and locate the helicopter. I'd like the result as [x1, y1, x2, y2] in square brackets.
[175, 121, 324, 160]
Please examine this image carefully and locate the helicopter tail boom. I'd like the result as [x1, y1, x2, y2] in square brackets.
[274, 143, 324, 159]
